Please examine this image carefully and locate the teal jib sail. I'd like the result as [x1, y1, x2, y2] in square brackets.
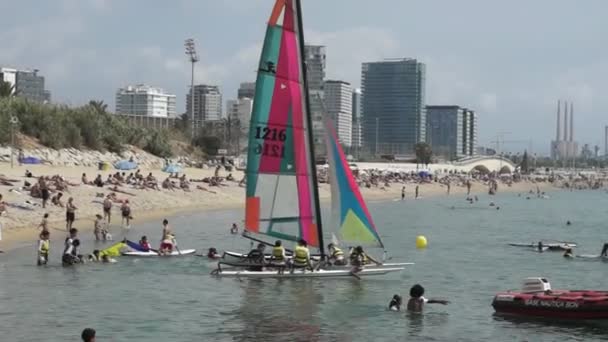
[325, 120, 384, 247]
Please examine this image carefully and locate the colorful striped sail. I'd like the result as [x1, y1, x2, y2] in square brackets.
[325, 120, 384, 248]
[244, 0, 320, 246]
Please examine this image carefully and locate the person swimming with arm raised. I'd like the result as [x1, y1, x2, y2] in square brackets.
[407, 284, 449, 312]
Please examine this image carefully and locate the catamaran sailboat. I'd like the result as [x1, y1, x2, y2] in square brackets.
[213, 0, 411, 278]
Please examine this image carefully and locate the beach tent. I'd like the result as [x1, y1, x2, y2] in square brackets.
[98, 162, 111, 171]
[418, 170, 430, 178]
[162, 164, 182, 173]
[19, 157, 41, 164]
[114, 160, 138, 170]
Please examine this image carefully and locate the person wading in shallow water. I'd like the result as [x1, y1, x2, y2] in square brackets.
[121, 200, 131, 229]
[407, 284, 449, 312]
[81, 328, 96, 342]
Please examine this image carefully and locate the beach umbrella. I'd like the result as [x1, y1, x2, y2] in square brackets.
[114, 160, 138, 170]
[162, 164, 182, 173]
[418, 170, 430, 178]
[20, 156, 41, 165]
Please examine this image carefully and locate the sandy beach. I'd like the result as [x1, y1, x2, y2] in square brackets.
[0, 162, 545, 251]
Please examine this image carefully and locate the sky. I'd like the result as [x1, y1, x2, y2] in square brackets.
[1, 0, 606, 155]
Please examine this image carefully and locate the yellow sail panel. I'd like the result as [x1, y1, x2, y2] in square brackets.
[340, 210, 378, 244]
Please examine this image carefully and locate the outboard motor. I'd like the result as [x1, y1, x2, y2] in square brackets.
[521, 277, 551, 293]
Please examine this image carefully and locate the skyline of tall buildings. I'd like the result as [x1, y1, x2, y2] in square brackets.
[361, 58, 427, 156]
[304, 45, 327, 153]
[186, 84, 223, 125]
[1, 57, 494, 161]
[115, 84, 176, 117]
[237, 82, 255, 100]
[351, 88, 363, 152]
[426, 105, 477, 160]
[1, 67, 51, 103]
[324, 80, 352, 147]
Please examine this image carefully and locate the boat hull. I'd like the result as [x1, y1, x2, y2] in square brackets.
[492, 291, 608, 320]
[122, 249, 196, 257]
[221, 251, 412, 270]
[213, 266, 406, 278]
[508, 243, 576, 250]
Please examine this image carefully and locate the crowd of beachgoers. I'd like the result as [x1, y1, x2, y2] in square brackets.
[1, 157, 606, 250]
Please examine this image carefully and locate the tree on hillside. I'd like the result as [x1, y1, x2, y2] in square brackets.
[88, 100, 108, 114]
[193, 135, 221, 155]
[520, 150, 529, 173]
[0, 80, 15, 97]
[174, 113, 190, 134]
[415, 142, 432, 168]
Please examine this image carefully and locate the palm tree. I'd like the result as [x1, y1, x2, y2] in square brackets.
[88, 100, 108, 114]
[0, 80, 15, 97]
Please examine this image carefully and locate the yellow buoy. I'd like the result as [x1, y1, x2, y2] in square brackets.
[416, 235, 428, 249]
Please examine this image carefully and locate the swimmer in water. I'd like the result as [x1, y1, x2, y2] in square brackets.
[389, 294, 402, 311]
[566, 220, 571, 226]
[407, 284, 449, 312]
[563, 248, 574, 258]
[537, 241, 544, 252]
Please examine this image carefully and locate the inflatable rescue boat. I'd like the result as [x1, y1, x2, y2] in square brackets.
[492, 278, 608, 319]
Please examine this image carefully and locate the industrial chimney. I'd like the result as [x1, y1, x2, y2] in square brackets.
[569, 102, 574, 142]
[556, 100, 561, 141]
[563, 100, 568, 143]
[605, 126, 608, 157]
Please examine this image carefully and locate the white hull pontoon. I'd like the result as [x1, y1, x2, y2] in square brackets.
[212, 266, 408, 278]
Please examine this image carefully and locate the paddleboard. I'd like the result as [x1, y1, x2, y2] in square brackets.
[122, 249, 196, 257]
[576, 254, 607, 259]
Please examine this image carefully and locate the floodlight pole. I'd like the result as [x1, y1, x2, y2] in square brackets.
[185, 38, 199, 139]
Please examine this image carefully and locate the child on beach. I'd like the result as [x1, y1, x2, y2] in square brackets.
[407, 284, 449, 312]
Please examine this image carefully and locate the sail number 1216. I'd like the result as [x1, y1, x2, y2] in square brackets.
[255, 126, 287, 141]
[254, 126, 286, 158]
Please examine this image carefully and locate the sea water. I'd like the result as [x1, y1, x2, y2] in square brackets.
[1, 190, 608, 341]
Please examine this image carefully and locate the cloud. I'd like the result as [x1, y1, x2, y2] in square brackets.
[306, 27, 400, 86]
[479, 93, 498, 113]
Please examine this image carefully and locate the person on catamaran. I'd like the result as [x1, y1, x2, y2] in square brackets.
[37, 230, 50, 266]
[139, 236, 151, 251]
[327, 243, 346, 266]
[389, 294, 402, 311]
[247, 243, 266, 271]
[407, 284, 449, 312]
[349, 246, 381, 270]
[207, 247, 221, 259]
[271, 240, 287, 274]
[291, 239, 312, 272]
